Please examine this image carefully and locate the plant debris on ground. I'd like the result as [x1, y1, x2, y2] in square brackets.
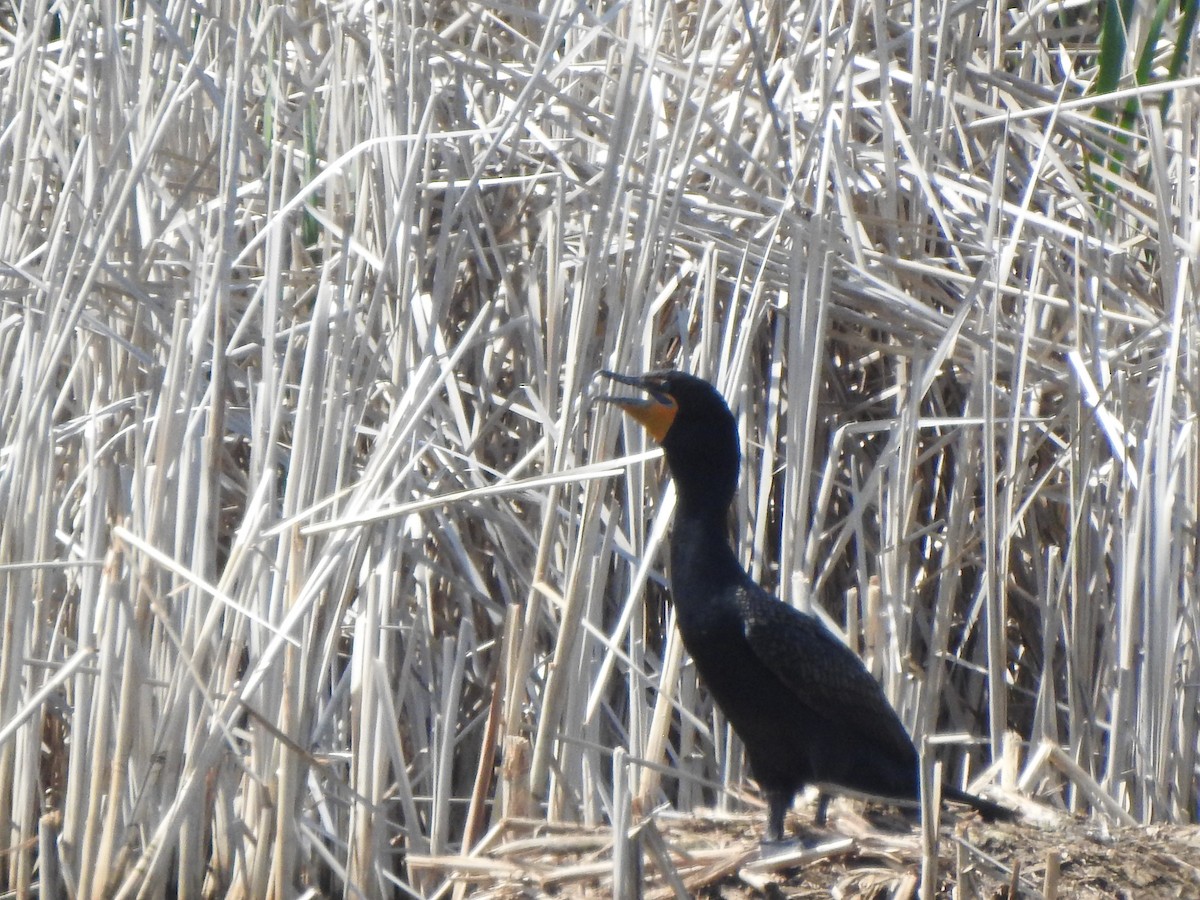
[412, 799, 1200, 899]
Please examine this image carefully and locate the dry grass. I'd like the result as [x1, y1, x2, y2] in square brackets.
[403, 803, 1200, 899]
[0, 0, 1197, 896]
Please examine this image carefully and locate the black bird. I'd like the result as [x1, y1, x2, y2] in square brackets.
[599, 369, 1011, 843]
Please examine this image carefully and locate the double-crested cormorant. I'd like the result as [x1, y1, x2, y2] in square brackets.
[600, 370, 1011, 842]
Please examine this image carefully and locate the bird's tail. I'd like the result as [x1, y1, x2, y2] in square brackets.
[942, 786, 1015, 822]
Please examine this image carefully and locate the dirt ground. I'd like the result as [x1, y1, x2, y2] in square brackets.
[408, 795, 1200, 899]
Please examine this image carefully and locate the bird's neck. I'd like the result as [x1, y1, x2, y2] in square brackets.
[668, 496, 747, 604]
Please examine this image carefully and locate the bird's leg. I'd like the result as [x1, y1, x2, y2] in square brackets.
[814, 791, 830, 827]
[764, 789, 792, 844]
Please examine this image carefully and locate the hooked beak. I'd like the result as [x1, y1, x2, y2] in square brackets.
[596, 370, 678, 441]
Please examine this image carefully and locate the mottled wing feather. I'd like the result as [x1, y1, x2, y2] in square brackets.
[738, 584, 915, 758]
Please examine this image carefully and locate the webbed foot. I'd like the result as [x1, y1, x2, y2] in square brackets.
[759, 837, 803, 858]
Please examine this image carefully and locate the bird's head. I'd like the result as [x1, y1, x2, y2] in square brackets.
[598, 369, 740, 510]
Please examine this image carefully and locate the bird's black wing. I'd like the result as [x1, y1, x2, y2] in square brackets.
[738, 585, 916, 758]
